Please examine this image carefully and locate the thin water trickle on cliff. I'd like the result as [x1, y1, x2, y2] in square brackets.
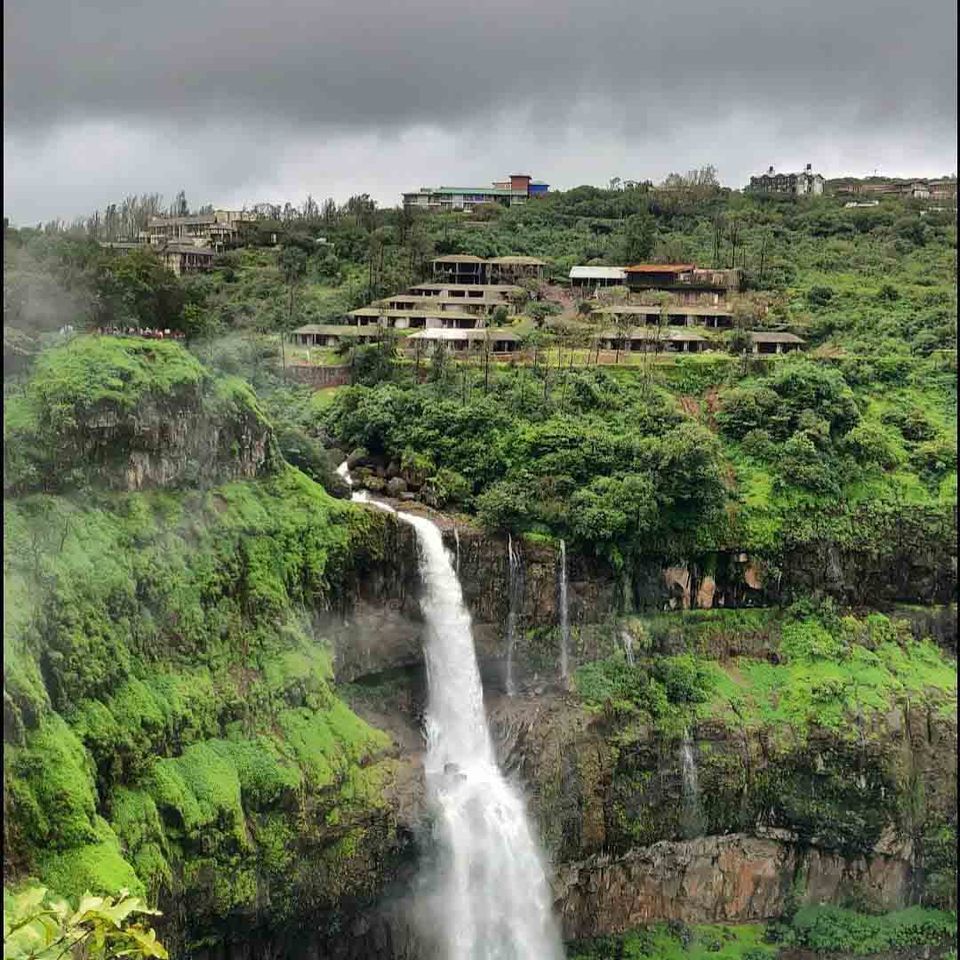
[505, 534, 523, 697]
[680, 729, 706, 838]
[340, 464, 563, 959]
[558, 540, 570, 685]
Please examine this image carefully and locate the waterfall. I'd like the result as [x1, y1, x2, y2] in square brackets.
[505, 534, 523, 697]
[620, 629, 635, 667]
[339, 462, 563, 958]
[558, 540, 570, 685]
[401, 513, 563, 959]
[679, 729, 706, 838]
[453, 526, 461, 574]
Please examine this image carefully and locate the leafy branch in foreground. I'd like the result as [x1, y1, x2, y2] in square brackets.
[3, 886, 168, 960]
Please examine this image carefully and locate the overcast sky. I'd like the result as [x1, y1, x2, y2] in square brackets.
[4, 0, 957, 225]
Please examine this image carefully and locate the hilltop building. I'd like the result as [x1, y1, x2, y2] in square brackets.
[403, 174, 549, 211]
[430, 255, 546, 285]
[146, 209, 255, 251]
[405, 328, 521, 356]
[99, 239, 216, 276]
[569, 266, 627, 290]
[748, 331, 805, 354]
[596, 328, 709, 354]
[828, 177, 957, 202]
[406, 282, 522, 301]
[748, 164, 825, 196]
[291, 325, 383, 348]
[621, 264, 741, 302]
[592, 304, 735, 329]
[155, 243, 217, 276]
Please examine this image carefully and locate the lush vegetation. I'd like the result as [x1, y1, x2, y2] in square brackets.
[3, 335, 278, 497]
[571, 605, 956, 864]
[769, 905, 957, 954]
[6, 184, 956, 570]
[319, 349, 955, 581]
[2, 339, 405, 952]
[569, 909, 957, 960]
[570, 921, 775, 960]
[575, 607, 956, 733]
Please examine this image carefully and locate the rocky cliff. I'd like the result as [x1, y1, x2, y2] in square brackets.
[3, 336, 276, 495]
[320, 517, 956, 953]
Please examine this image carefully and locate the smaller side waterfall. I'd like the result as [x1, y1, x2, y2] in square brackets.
[620, 629, 635, 666]
[679, 729, 706, 838]
[453, 526, 461, 574]
[558, 540, 570, 685]
[505, 534, 524, 697]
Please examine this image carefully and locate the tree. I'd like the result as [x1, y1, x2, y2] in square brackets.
[170, 190, 188, 217]
[527, 301, 560, 327]
[277, 243, 309, 369]
[662, 166, 720, 191]
[321, 197, 338, 226]
[103, 249, 186, 330]
[727, 327, 753, 358]
[619, 211, 656, 263]
[612, 312, 632, 365]
[568, 473, 658, 554]
[302, 195, 319, 221]
[366, 228, 389, 301]
[344, 193, 377, 231]
[349, 337, 398, 386]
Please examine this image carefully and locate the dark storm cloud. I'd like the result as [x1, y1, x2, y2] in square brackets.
[5, 0, 956, 135]
[4, 0, 956, 224]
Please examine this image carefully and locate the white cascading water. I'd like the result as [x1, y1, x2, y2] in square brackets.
[504, 533, 523, 697]
[679, 729, 705, 838]
[339, 463, 564, 959]
[558, 540, 570, 684]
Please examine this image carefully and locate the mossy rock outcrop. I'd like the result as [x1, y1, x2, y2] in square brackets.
[3, 335, 277, 494]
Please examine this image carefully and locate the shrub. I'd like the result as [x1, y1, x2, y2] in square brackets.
[842, 422, 904, 469]
[807, 285, 835, 306]
[778, 433, 840, 494]
[740, 429, 777, 460]
[881, 407, 937, 442]
[911, 436, 957, 482]
[423, 468, 471, 508]
[784, 905, 957, 954]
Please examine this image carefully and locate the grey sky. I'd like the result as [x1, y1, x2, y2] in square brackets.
[4, 0, 957, 224]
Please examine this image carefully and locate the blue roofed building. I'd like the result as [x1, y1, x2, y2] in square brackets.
[403, 173, 549, 211]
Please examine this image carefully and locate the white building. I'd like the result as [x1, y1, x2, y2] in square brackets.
[749, 164, 825, 196]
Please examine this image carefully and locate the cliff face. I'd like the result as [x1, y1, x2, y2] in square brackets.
[96, 382, 272, 491]
[318, 522, 956, 955]
[2, 338, 420, 960]
[554, 835, 912, 938]
[486, 689, 956, 938]
[448, 526, 957, 642]
[336, 523, 955, 696]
